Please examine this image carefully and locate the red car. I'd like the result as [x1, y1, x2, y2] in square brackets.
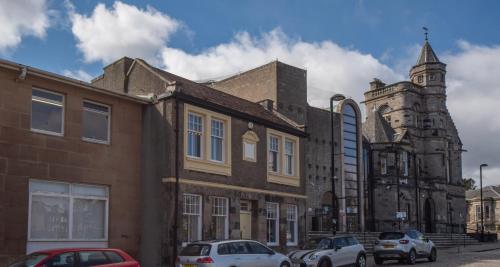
[8, 248, 140, 267]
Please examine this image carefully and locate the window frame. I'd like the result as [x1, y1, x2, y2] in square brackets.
[210, 118, 225, 163]
[284, 139, 295, 176]
[210, 196, 229, 240]
[268, 135, 280, 173]
[31, 87, 65, 137]
[82, 100, 111, 144]
[286, 204, 298, 246]
[187, 112, 204, 159]
[266, 129, 300, 187]
[266, 202, 279, 246]
[27, 179, 109, 242]
[183, 193, 203, 244]
[380, 157, 387, 175]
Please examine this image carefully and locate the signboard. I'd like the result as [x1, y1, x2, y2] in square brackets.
[396, 212, 407, 219]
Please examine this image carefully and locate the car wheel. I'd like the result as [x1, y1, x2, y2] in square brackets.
[428, 248, 437, 262]
[319, 259, 332, 267]
[356, 253, 366, 267]
[280, 261, 290, 267]
[374, 256, 383, 265]
[407, 249, 416, 265]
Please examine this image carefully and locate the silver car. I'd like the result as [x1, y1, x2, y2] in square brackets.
[288, 235, 367, 267]
[176, 240, 292, 267]
[373, 230, 437, 265]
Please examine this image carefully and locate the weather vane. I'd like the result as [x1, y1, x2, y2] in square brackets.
[422, 26, 429, 41]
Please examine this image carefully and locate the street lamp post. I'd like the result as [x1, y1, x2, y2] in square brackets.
[330, 93, 346, 236]
[480, 163, 488, 241]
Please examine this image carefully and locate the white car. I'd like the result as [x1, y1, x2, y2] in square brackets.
[288, 235, 367, 267]
[176, 240, 292, 267]
[373, 230, 437, 265]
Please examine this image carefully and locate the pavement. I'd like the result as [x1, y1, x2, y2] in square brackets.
[366, 242, 500, 267]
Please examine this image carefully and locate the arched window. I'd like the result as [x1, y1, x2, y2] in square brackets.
[378, 105, 392, 124]
[413, 103, 422, 128]
[343, 104, 359, 231]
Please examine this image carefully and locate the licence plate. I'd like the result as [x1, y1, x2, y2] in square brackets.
[182, 265, 197, 267]
[383, 244, 394, 248]
[381, 254, 398, 258]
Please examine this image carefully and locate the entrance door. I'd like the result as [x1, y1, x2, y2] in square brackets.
[240, 200, 252, 239]
[424, 198, 434, 233]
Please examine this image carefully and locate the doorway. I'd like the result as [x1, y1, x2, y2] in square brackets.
[424, 198, 435, 233]
[240, 200, 252, 239]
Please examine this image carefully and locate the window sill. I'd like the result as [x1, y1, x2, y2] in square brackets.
[267, 242, 279, 247]
[185, 155, 231, 176]
[267, 172, 300, 187]
[82, 137, 110, 145]
[31, 128, 64, 137]
[286, 242, 298, 246]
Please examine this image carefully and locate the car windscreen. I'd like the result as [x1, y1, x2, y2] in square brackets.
[379, 232, 405, 240]
[8, 253, 49, 267]
[303, 238, 331, 250]
[180, 244, 211, 256]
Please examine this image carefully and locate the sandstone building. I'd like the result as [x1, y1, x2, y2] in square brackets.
[0, 58, 145, 265]
[92, 58, 307, 266]
[209, 61, 366, 233]
[362, 39, 465, 233]
[466, 186, 500, 234]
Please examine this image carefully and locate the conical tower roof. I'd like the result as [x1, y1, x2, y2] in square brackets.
[416, 41, 440, 65]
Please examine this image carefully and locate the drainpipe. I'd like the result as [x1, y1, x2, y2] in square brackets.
[414, 153, 420, 231]
[172, 97, 181, 266]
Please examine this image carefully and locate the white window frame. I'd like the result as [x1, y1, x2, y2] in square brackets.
[284, 139, 295, 176]
[268, 135, 280, 173]
[381, 157, 387, 175]
[187, 112, 204, 159]
[183, 194, 202, 244]
[211, 196, 229, 239]
[402, 151, 409, 177]
[27, 179, 109, 242]
[210, 119, 225, 162]
[266, 202, 279, 246]
[82, 100, 111, 144]
[475, 205, 481, 221]
[286, 204, 298, 246]
[31, 88, 65, 136]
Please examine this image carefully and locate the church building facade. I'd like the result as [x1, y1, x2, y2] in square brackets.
[362, 38, 466, 233]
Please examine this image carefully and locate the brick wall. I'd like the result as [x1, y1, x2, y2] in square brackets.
[0, 67, 143, 265]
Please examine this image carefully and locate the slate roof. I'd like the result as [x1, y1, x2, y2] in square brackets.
[134, 59, 304, 135]
[416, 41, 440, 65]
[466, 186, 500, 200]
[363, 110, 395, 143]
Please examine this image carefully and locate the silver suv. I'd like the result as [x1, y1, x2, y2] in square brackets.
[176, 240, 292, 267]
[288, 235, 366, 267]
[373, 230, 437, 265]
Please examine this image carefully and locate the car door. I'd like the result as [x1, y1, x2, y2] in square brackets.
[417, 232, 433, 255]
[216, 243, 239, 267]
[331, 237, 349, 267]
[42, 252, 76, 267]
[345, 237, 360, 265]
[413, 231, 428, 255]
[78, 251, 111, 267]
[229, 241, 255, 267]
[246, 241, 278, 267]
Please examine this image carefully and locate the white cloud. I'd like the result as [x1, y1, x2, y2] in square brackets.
[161, 28, 403, 108]
[70, 1, 180, 64]
[443, 41, 500, 185]
[0, 0, 51, 53]
[62, 69, 93, 82]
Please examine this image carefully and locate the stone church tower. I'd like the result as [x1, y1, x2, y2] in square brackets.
[363, 38, 465, 233]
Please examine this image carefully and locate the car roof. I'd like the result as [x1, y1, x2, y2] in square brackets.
[188, 239, 264, 245]
[33, 248, 125, 255]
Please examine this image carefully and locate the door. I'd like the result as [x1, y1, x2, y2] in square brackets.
[240, 200, 252, 239]
[246, 241, 279, 267]
[331, 237, 349, 267]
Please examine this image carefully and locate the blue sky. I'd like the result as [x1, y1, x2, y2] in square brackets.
[2, 0, 500, 185]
